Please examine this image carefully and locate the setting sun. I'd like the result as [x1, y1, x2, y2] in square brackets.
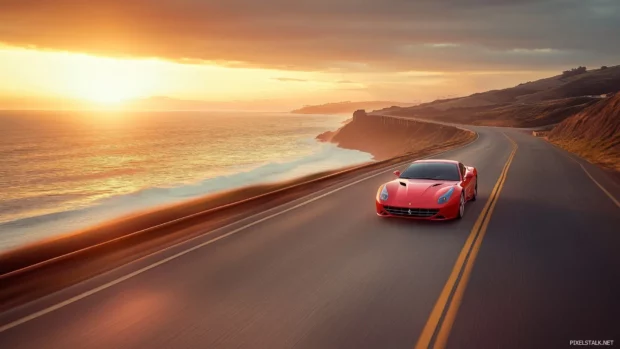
[0, 46, 165, 104]
[71, 66, 143, 104]
[48, 52, 159, 104]
[77, 80, 138, 104]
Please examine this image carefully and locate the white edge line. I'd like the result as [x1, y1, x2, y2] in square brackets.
[558, 148, 619, 208]
[543, 138, 620, 208]
[0, 132, 479, 333]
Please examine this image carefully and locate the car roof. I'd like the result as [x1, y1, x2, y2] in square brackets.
[412, 159, 460, 165]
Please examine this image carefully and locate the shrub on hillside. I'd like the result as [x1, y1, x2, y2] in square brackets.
[561, 66, 587, 78]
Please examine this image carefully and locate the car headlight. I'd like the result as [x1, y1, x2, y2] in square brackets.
[380, 185, 389, 201]
[437, 187, 455, 204]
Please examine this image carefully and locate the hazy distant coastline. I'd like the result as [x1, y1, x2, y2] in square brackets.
[291, 101, 418, 114]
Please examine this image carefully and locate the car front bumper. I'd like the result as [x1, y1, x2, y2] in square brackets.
[375, 199, 460, 220]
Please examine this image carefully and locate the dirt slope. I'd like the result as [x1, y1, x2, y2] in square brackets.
[548, 93, 620, 171]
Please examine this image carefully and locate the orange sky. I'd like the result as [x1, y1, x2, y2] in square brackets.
[0, 45, 560, 110]
[0, 0, 616, 110]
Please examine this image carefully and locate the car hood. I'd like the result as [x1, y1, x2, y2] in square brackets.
[384, 179, 458, 207]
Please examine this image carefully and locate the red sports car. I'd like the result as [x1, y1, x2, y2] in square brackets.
[376, 159, 478, 220]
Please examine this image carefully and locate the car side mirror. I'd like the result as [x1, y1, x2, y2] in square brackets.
[465, 172, 474, 179]
[393, 170, 401, 178]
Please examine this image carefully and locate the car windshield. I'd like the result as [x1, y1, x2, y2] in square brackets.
[399, 162, 460, 181]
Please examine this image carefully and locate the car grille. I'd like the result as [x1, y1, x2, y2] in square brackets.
[383, 206, 439, 218]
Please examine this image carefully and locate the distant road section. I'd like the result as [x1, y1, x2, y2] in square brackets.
[0, 124, 618, 349]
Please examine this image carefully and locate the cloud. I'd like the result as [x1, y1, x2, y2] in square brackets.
[272, 77, 308, 82]
[424, 43, 461, 48]
[0, 0, 618, 72]
[509, 48, 560, 54]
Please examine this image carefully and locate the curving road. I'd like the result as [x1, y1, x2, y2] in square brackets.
[0, 126, 619, 349]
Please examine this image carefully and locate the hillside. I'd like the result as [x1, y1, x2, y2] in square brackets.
[381, 65, 620, 127]
[292, 101, 417, 115]
[548, 93, 620, 171]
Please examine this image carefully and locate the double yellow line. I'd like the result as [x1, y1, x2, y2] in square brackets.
[415, 133, 518, 349]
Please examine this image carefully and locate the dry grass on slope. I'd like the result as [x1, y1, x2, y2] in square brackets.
[548, 93, 620, 172]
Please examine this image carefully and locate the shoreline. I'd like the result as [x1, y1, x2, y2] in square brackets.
[0, 111, 361, 251]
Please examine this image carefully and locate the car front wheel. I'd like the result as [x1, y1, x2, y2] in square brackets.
[457, 193, 465, 219]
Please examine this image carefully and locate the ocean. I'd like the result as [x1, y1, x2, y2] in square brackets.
[0, 110, 373, 251]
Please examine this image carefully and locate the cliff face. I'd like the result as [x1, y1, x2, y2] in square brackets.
[548, 93, 620, 171]
[317, 110, 475, 160]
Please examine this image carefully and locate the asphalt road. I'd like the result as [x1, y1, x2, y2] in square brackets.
[0, 126, 618, 349]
